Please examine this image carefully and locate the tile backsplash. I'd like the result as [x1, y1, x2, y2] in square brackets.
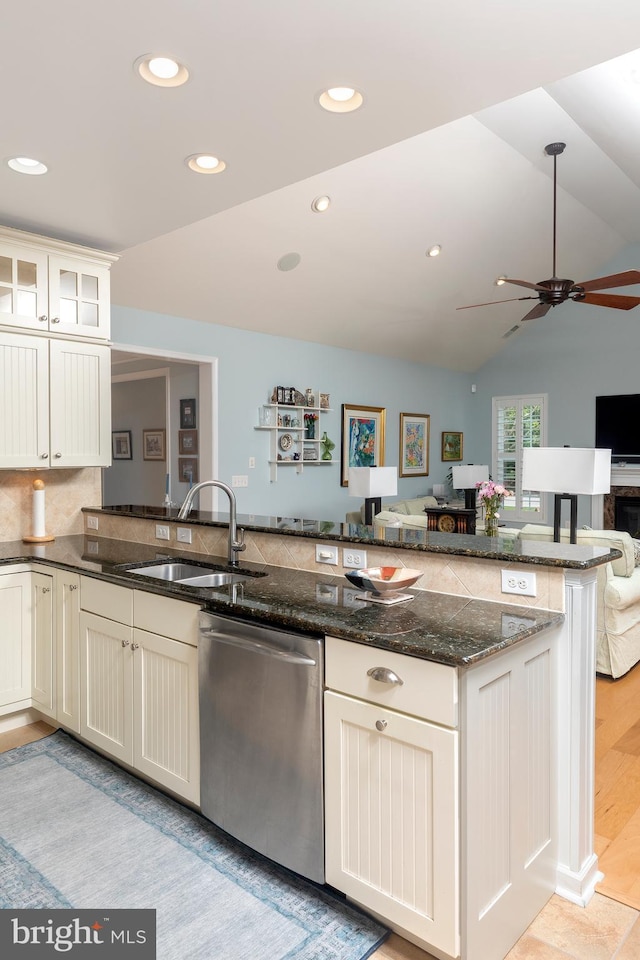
[0, 469, 102, 543]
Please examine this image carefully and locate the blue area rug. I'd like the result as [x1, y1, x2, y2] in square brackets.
[0, 731, 388, 959]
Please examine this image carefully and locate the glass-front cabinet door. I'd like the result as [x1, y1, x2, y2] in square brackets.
[48, 255, 110, 340]
[0, 242, 48, 331]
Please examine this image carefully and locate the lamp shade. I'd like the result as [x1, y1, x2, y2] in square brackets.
[452, 464, 489, 489]
[348, 466, 398, 498]
[522, 447, 611, 495]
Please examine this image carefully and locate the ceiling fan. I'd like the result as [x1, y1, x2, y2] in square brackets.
[458, 142, 640, 323]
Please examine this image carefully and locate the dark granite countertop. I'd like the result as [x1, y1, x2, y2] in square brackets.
[0, 534, 569, 668]
[86, 504, 619, 570]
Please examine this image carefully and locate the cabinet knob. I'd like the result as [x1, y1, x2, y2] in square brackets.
[121, 639, 130, 647]
[375, 719, 388, 732]
[51, 316, 60, 324]
[54, 452, 62, 458]
[367, 666, 404, 686]
[40, 453, 49, 459]
[42, 586, 50, 594]
[38, 315, 48, 323]
[132, 642, 140, 650]
[69, 584, 78, 591]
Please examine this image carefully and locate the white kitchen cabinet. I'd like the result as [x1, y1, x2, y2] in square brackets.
[324, 639, 459, 959]
[55, 570, 81, 733]
[324, 628, 559, 960]
[0, 330, 111, 468]
[0, 229, 115, 340]
[0, 571, 32, 713]
[31, 571, 55, 719]
[79, 577, 200, 803]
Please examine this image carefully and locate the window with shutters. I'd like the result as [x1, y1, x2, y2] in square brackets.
[492, 394, 547, 523]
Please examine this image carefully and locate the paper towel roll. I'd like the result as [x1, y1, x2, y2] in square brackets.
[33, 479, 46, 538]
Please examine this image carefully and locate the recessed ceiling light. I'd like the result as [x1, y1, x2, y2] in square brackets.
[185, 154, 227, 174]
[426, 244, 441, 257]
[135, 54, 189, 87]
[311, 196, 331, 213]
[496, 276, 507, 286]
[318, 86, 364, 113]
[277, 252, 302, 272]
[7, 157, 48, 175]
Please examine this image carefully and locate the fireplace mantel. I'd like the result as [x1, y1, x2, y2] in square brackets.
[611, 465, 640, 487]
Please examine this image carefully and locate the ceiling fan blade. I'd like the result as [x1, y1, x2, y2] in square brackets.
[456, 297, 537, 310]
[574, 270, 640, 292]
[576, 292, 640, 310]
[501, 278, 549, 292]
[521, 303, 551, 322]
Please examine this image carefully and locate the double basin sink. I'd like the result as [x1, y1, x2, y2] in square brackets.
[125, 560, 263, 588]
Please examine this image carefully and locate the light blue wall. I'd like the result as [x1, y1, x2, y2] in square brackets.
[112, 305, 474, 521]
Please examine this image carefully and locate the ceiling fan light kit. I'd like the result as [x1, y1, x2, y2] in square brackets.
[458, 141, 640, 322]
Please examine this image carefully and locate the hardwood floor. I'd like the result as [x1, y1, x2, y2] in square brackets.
[4, 689, 640, 960]
[595, 664, 640, 909]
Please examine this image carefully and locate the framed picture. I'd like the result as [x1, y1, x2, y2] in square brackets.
[341, 403, 386, 486]
[180, 398, 196, 429]
[441, 431, 463, 462]
[319, 393, 330, 409]
[179, 457, 199, 484]
[399, 413, 430, 477]
[112, 430, 132, 460]
[142, 429, 166, 461]
[178, 429, 198, 455]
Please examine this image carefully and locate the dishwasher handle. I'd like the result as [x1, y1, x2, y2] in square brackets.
[201, 628, 317, 666]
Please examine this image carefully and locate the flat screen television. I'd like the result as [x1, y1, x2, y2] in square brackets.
[595, 394, 640, 462]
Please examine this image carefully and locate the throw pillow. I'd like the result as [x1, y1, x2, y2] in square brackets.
[633, 539, 640, 566]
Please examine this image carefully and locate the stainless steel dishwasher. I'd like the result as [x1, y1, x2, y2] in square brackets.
[198, 611, 325, 883]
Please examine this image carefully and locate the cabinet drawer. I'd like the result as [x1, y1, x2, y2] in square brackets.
[133, 590, 200, 646]
[325, 635, 457, 728]
[80, 576, 132, 625]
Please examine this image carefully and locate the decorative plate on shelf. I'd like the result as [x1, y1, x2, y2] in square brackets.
[279, 433, 294, 451]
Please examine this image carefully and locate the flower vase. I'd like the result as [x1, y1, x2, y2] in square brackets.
[305, 422, 316, 440]
[485, 516, 499, 537]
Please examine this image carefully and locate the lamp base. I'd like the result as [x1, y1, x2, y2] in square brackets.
[553, 493, 578, 544]
[364, 497, 382, 525]
[463, 489, 477, 511]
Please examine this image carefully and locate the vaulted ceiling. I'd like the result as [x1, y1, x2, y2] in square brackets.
[5, 1, 640, 371]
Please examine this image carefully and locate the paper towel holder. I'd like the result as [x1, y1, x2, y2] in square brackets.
[23, 478, 55, 543]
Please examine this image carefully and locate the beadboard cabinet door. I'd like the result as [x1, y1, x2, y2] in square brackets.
[0, 331, 49, 468]
[31, 571, 55, 718]
[56, 570, 81, 734]
[0, 572, 31, 711]
[324, 690, 459, 959]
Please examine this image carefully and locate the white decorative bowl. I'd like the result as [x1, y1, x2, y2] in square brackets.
[344, 566, 423, 596]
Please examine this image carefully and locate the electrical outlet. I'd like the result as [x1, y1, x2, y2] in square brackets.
[87, 539, 99, 555]
[343, 548, 367, 569]
[86, 515, 98, 530]
[316, 544, 338, 565]
[501, 569, 537, 597]
[155, 524, 170, 541]
[232, 475, 248, 487]
[177, 527, 192, 544]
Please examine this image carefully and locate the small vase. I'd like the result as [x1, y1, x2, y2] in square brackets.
[305, 422, 316, 440]
[485, 516, 499, 537]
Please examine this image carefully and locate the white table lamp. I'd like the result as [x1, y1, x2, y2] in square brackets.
[522, 447, 611, 543]
[348, 466, 398, 524]
[451, 464, 490, 510]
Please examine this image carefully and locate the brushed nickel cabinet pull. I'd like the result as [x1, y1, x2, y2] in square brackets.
[367, 666, 404, 686]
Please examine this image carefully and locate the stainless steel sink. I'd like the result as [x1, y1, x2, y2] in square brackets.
[177, 572, 250, 587]
[129, 562, 217, 581]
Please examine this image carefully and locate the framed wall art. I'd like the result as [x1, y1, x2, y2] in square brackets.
[441, 431, 463, 462]
[399, 413, 430, 477]
[142, 429, 166, 461]
[178, 429, 198, 455]
[112, 430, 132, 460]
[341, 403, 386, 486]
[179, 457, 199, 484]
[180, 398, 196, 429]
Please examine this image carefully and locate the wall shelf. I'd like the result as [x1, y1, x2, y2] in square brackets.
[255, 395, 336, 481]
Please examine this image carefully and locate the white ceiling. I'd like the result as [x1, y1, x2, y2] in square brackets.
[5, 1, 640, 371]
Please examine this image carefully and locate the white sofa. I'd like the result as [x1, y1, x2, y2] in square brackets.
[519, 525, 640, 679]
[345, 495, 439, 525]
